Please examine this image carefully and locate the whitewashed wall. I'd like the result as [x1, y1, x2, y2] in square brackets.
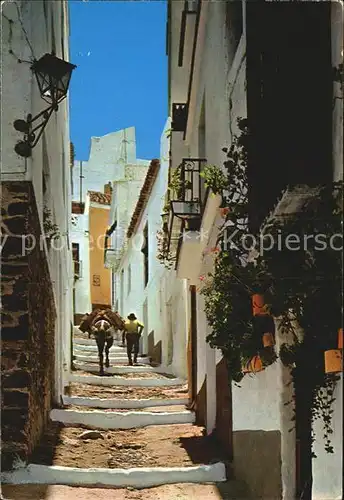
[71, 196, 91, 315]
[312, 375, 343, 500]
[174, 1, 247, 433]
[114, 119, 189, 379]
[1, 0, 74, 402]
[71, 128, 149, 315]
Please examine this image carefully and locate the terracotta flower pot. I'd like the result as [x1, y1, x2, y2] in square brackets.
[338, 328, 343, 349]
[262, 333, 275, 347]
[219, 207, 230, 218]
[324, 349, 343, 374]
[242, 355, 264, 373]
[252, 294, 269, 316]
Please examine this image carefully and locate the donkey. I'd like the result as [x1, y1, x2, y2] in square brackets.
[91, 318, 114, 375]
[79, 309, 125, 375]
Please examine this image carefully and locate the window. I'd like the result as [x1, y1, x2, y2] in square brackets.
[127, 265, 131, 295]
[141, 224, 149, 287]
[72, 243, 81, 279]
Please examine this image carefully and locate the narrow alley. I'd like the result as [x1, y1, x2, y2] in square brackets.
[2, 329, 243, 499]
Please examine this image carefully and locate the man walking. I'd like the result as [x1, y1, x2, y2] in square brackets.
[123, 313, 144, 365]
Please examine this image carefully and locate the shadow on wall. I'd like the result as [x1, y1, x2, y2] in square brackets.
[1, 182, 56, 471]
[148, 330, 162, 365]
[232, 429, 282, 499]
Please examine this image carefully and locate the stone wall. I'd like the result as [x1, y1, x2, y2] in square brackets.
[1, 181, 56, 470]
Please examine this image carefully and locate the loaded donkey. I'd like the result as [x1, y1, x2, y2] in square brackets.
[79, 309, 125, 375]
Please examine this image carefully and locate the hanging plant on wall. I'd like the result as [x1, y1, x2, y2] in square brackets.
[43, 206, 60, 244]
[257, 181, 343, 455]
[200, 115, 343, 454]
[156, 227, 175, 270]
[156, 161, 193, 269]
[200, 118, 276, 381]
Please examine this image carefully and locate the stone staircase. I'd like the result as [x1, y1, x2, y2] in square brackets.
[1, 331, 244, 496]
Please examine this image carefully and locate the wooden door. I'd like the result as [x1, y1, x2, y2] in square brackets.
[215, 357, 233, 459]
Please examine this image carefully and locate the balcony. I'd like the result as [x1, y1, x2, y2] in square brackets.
[171, 103, 188, 132]
[167, 158, 207, 280]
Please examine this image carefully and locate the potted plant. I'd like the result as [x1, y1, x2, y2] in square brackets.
[262, 332, 275, 347]
[242, 355, 264, 373]
[252, 294, 269, 316]
[324, 349, 343, 374]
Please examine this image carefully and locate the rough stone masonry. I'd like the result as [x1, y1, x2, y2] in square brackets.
[1, 181, 56, 469]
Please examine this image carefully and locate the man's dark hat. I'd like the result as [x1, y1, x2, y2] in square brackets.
[128, 313, 137, 320]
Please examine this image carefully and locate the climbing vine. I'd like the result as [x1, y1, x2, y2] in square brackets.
[43, 207, 60, 241]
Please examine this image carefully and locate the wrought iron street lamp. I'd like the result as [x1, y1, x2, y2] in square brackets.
[170, 200, 201, 231]
[14, 53, 76, 158]
[170, 200, 201, 220]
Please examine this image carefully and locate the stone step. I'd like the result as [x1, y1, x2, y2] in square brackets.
[68, 381, 189, 401]
[1, 482, 249, 499]
[73, 362, 159, 374]
[68, 373, 186, 388]
[1, 463, 228, 489]
[74, 338, 125, 347]
[74, 355, 150, 364]
[2, 422, 230, 489]
[62, 395, 189, 409]
[73, 343, 126, 353]
[50, 408, 195, 429]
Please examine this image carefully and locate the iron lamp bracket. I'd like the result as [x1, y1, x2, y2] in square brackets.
[14, 103, 58, 157]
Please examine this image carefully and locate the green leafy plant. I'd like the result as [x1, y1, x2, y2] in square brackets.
[43, 207, 60, 240]
[156, 228, 175, 270]
[200, 115, 343, 454]
[200, 165, 228, 195]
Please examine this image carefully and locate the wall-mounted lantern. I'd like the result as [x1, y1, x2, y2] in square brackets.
[14, 53, 76, 158]
[170, 200, 201, 220]
[171, 103, 188, 132]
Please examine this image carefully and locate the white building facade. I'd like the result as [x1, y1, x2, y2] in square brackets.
[1, 0, 74, 467]
[71, 127, 149, 319]
[108, 120, 189, 380]
[166, 1, 343, 499]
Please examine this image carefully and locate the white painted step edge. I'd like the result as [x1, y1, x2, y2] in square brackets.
[74, 357, 150, 365]
[1, 462, 227, 487]
[73, 363, 167, 374]
[62, 395, 189, 409]
[50, 408, 195, 429]
[73, 341, 127, 355]
[74, 354, 131, 361]
[68, 374, 186, 387]
[72, 363, 176, 375]
[74, 338, 126, 346]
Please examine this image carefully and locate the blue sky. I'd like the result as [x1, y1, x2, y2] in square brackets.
[69, 0, 167, 161]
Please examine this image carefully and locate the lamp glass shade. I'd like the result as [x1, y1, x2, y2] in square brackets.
[31, 53, 76, 104]
[171, 200, 201, 219]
